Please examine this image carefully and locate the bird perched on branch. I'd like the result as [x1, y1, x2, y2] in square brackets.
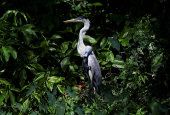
[64, 16, 102, 98]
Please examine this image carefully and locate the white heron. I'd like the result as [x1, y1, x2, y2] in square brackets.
[64, 16, 102, 98]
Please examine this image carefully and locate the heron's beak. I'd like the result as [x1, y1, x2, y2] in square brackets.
[63, 19, 78, 23]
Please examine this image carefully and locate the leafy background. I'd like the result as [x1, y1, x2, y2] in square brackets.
[0, 0, 170, 114]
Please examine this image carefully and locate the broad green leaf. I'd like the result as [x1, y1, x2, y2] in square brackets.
[72, 40, 77, 49]
[1, 46, 10, 62]
[102, 84, 114, 105]
[30, 63, 45, 71]
[84, 35, 97, 44]
[93, 2, 103, 6]
[34, 72, 45, 82]
[20, 24, 35, 29]
[65, 86, 76, 98]
[75, 106, 84, 115]
[23, 98, 29, 109]
[118, 38, 129, 46]
[8, 46, 17, 59]
[25, 28, 37, 38]
[56, 99, 65, 115]
[0, 78, 10, 85]
[60, 57, 70, 72]
[106, 51, 114, 62]
[112, 60, 125, 68]
[61, 41, 69, 53]
[100, 37, 108, 48]
[45, 86, 57, 107]
[10, 87, 20, 92]
[57, 84, 64, 94]
[108, 35, 120, 51]
[0, 92, 6, 105]
[9, 90, 15, 104]
[51, 34, 62, 39]
[26, 82, 37, 97]
[22, 30, 31, 46]
[48, 76, 65, 83]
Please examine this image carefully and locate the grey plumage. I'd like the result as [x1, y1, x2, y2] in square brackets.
[64, 16, 102, 98]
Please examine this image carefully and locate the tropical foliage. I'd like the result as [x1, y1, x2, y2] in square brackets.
[0, 0, 170, 114]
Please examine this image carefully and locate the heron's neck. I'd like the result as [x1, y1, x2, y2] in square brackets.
[78, 20, 90, 47]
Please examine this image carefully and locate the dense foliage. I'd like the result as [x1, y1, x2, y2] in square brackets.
[0, 0, 170, 114]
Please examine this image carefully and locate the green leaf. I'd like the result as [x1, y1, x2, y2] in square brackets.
[19, 69, 27, 87]
[108, 35, 120, 51]
[10, 87, 20, 92]
[23, 98, 29, 109]
[118, 38, 129, 46]
[100, 37, 108, 48]
[48, 76, 65, 83]
[1, 46, 10, 62]
[22, 30, 31, 46]
[72, 40, 77, 49]
[65, 86, 76, 98]
[84, 35, 97, 44]
[26, 82, 37, 97]
[75, 106, 84, 115]
[57, 84, 64, 94]
[46, 86, 57, 107]
[8, 46, 17, 59]
[30, 63, 45, 71]
[51, 34, 62, 39]
[34, 72, 45, 82]
[56, 99, 65, 115]
[0, 92, 6, 105]
[0, 78, 10, 85]
[9, 90, 15, 104]
[61, 41, 69, 53]
[112, 60, 125, 68]
[60, 57, 70, 72]
[106, 51, 114, 62]
[93, 2, 103, 6]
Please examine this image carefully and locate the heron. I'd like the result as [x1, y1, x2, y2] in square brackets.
[64, 16, 102, 98]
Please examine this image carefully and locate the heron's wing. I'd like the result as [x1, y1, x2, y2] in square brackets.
[88, 51, 102, 94]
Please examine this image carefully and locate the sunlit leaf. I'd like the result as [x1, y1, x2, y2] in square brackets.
[60, 57, 70, 72]
[57, 84, 64, 94]
[106, 51, 114, 62]
[48, 76, 65, 83]
[8, 46, 17, 59]
[100, 37, 108, 48]
[34, 72, 45, 82]
[0, 92, 6, 105]
[23, 98, 29, 109]
[51, 34, 62, 39]
[84, 35, 97, 44]
[30, 63, 45, 71]
[72, 40, 77, 49]
[1, 46, 10, 62]
[0, 78, 10, 85]
[112, 60, 125, 68]
[93, 2, 103, 6]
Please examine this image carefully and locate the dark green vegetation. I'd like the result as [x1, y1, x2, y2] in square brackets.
[0, 0, 170, 114]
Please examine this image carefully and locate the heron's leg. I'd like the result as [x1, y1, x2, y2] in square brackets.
[88, 70, 94, 100]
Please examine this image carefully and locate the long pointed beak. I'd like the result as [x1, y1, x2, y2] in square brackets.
[63, 19, 78, 23]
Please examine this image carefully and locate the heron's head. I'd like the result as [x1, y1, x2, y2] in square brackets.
[84, 46, 92, 57]
[63, 16, 89, 23]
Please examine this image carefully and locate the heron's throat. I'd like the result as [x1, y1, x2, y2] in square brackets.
[77, 20, 90, 57]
